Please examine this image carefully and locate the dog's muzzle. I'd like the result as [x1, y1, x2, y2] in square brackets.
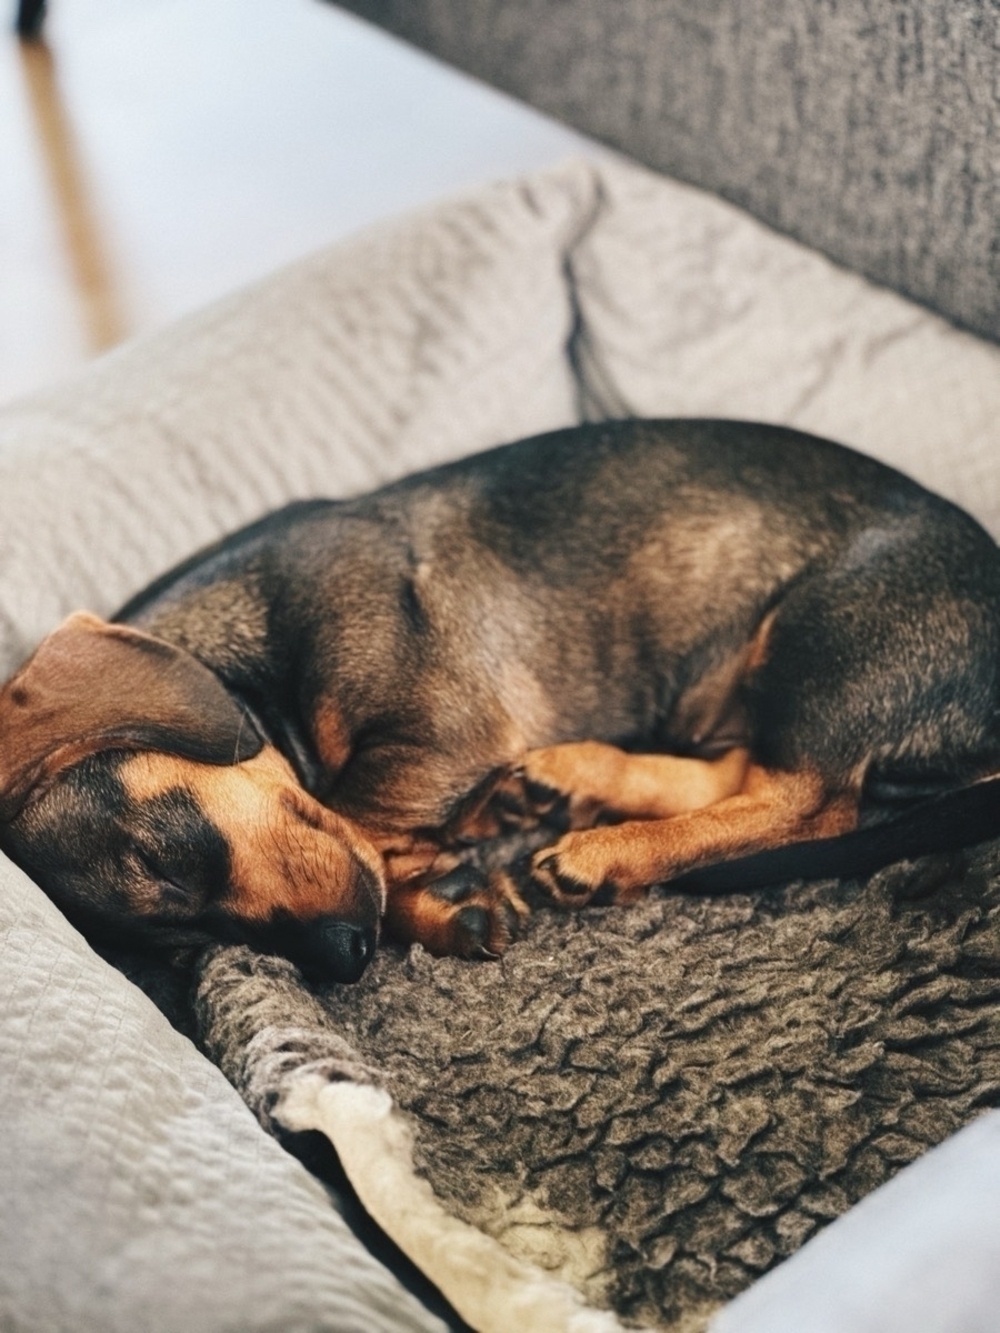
[309, 917, 378, 983]
[251, 912, 379, 983]
[244, 860, 383, 983]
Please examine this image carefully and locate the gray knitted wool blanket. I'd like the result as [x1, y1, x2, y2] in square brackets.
[164, 834, 1000, 1333]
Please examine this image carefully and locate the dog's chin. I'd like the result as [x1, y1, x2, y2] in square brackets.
[212, 907, 379, 983]
[76, 904, 378, 985]
[56, 903, 223, 966]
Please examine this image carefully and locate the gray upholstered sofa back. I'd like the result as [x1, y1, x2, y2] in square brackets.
[334, 0, 999, 344]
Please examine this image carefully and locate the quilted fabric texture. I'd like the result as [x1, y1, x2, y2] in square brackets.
[335, 0, 1000, 343]
[0, 853, 447, 1333]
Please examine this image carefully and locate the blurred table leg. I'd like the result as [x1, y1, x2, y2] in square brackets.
[18, 35, 127, 355]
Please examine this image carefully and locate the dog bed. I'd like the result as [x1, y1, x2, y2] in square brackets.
[2, 157, 1000, 1331]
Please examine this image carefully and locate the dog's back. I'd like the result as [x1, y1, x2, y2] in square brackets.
[123, 419, 1000, 806]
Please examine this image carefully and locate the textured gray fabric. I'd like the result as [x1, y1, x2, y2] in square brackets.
[335, 0, 1000, 343]
[0, 853, 447, 1333]
[194, 839, 1000, 1331]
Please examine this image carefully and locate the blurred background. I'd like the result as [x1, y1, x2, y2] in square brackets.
[1, 0, 598, 405]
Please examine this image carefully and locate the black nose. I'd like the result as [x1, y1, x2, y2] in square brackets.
[313, 919, 377, 983]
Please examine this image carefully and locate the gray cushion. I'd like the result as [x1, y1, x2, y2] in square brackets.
[0, 855, 446, 1333]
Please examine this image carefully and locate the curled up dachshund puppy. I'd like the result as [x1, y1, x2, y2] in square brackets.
[2, 420, 999, 983]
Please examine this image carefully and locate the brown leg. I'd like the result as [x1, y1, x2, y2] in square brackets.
[384, 867, 528, 958]
[457, 741, 750, 840]
[378, 744, 755, 952]
[530, 765, 857, 906]
[519, 741, 749, 823]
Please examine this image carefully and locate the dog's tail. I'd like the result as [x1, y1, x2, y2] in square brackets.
[669, 771, 1000, 893]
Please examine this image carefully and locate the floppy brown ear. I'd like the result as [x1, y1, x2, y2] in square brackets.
[0, 611, 262, 822]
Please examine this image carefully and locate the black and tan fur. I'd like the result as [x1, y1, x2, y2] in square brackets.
[2, 420, 999, 981]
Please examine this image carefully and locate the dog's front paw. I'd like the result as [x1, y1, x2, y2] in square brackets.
[446, 770, 571, 847]
[385, 866, 529, 959]
[462, 765, 606, 845]
[531, 834, 607, 907]
[530, 827, 649, 907]
[423, 866, 525, 958]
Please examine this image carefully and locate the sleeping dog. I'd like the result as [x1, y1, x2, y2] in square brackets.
[2, 420, 999, 982]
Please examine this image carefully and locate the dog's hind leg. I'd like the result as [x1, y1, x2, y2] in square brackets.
[530, 765, 857, 906]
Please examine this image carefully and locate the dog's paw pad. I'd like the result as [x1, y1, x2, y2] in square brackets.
[530, 845, 603, 907]
[452, 903, 492, 951]
[454, 891, 524, 957]
[425, 865, 487, 904]
[420, 869, 529, 959]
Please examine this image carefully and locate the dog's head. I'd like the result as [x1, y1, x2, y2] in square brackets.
[0, 613, 384, 982]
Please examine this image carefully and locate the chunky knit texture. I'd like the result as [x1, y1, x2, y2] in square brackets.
[195, 839, 1000, 1329]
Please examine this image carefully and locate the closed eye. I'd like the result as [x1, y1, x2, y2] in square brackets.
[132, 787, 232, 907]
[156, 875, 197, 909]
[131, 848, 201, 913]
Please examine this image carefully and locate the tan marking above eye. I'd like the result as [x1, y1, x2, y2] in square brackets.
[118, 751, 223, 803]
[119, 744, 300, 804]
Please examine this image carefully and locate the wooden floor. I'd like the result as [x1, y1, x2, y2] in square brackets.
[0, 0, 598, 406]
